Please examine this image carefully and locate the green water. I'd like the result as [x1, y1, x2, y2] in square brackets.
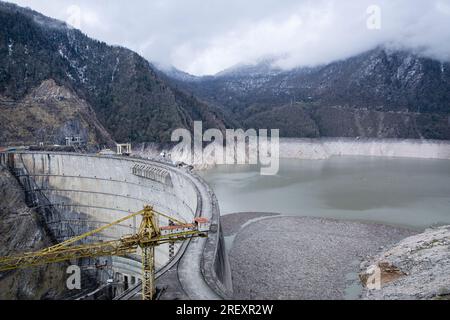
[200, 156, 450, 229]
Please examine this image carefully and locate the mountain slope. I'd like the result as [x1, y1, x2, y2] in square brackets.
[169, 48, 450, 140]
[2, 2, 449, 143]
[0, 2, 228, 144]
[0, 79, 114, 146]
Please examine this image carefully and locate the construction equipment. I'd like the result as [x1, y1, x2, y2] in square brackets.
[0, 206, 209, 300]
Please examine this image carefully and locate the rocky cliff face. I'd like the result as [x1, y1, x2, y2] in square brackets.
[0, 79, 114, 146]
[360, 225, 450, 300]
[169, 49, 450, 140]
[134, 138, 450, 173]
[0, 2, 229, 144]
[0, 166, 68, 300]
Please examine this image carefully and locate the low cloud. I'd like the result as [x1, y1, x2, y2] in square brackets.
[8, 0, 450, 75]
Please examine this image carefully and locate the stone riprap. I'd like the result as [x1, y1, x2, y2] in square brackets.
[360, 225, 450, 300]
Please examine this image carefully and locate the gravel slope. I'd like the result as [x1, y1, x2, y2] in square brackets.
[223, 214, 416, 300]
[360, 225, 450, 300]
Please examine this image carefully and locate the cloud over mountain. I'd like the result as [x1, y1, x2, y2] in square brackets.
[8, 0, 450, 75]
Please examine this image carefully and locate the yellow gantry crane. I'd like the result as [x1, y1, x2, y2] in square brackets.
[0, 206, 209, 300]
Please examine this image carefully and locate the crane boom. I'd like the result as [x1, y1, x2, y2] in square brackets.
[0, 239, 136, 272]
[0, 206, 209, 300]
[46, 209, 146, 252]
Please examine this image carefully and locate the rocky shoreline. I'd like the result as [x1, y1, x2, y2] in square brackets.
[360, 225, 450, 300]
[222, 213, 417, 300]
[223, 212, 450, 300]
[134, 138, 450, 171]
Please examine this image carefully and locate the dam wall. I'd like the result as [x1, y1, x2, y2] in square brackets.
[0, 152, 232, 299]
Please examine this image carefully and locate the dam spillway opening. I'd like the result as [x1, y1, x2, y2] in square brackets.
[0, 151, 232, 300]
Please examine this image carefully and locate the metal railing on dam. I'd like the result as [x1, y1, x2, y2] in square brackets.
[0, 151, 233, 300]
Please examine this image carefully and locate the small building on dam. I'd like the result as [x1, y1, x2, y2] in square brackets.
[0, 151, 233, 300]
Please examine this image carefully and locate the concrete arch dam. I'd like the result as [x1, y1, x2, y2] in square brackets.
[0, 152, 232, 300]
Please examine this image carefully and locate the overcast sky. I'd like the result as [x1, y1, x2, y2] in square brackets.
[7, 0, 450, 75]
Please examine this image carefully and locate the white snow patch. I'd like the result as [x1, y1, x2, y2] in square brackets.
[65, 72, 75, 81]
[111, 57, 120, 82]
[8, 39, 14, 56]
[58, 47, 88, 83]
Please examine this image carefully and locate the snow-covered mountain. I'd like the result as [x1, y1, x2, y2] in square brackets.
[2, 1, 449, 143]
[167, 48, 450, 140]
[0, 2, 229, 145]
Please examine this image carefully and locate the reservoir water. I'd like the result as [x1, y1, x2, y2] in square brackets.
[200, 156, 450, 229]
